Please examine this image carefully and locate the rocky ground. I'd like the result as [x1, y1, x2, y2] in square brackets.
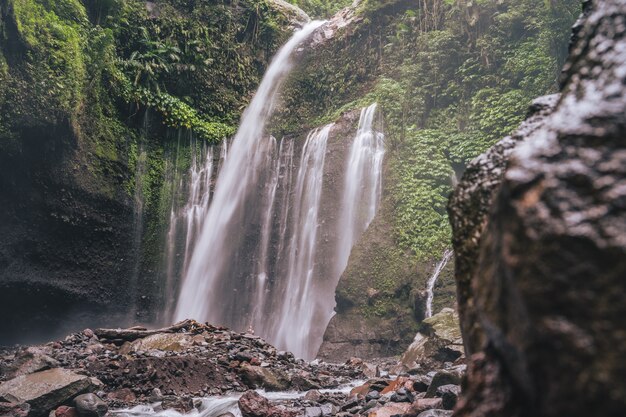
[0, 312, 464, 417]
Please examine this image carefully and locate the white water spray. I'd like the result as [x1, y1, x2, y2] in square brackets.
[425, 248, 453, 318]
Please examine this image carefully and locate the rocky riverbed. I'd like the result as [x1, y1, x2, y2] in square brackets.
[0, 313, 464, 417]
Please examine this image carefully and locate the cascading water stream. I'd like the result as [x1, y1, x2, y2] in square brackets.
[271, 124, 332, 358]
[169, 18, 388, 359]
[334, 103, 386, 278]
[425, 248, 453, 318]
[162, 138, 229, 321]
[174, 21, 326, 331]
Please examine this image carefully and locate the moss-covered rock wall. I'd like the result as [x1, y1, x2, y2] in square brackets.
[0, 0, 295, 343]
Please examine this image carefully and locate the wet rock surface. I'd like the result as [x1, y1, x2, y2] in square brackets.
[0, 320, 463, 417]
[399, 309, 463, 373]
[0, 321, 363, 415]
[449, 0, 626, 415]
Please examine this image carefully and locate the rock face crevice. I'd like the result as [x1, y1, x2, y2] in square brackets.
[448, 0, 626, 415]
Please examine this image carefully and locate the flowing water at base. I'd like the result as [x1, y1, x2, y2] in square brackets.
[111, 381, 365, 417]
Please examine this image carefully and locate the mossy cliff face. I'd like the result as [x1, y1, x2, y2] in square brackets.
[0, 0, 295, 343]
[277, 0, 579, 360]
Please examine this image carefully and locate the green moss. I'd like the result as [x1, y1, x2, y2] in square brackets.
[10, 0, 87, 117]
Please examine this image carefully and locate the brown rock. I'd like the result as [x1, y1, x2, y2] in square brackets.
[350, 383, 371, 397]
[404, 398, 443, 417]
[238, 363, 290, 391]
[238, 391, 297, 417]
[381, 377, 409, 394]
[54, 406, 78, 417]
[368, 403, 410, 417]
[106, 388, 136, 403]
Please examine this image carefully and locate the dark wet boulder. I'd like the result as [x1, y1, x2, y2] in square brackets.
[425, 372, 461, 398]
[447, 93, 560, 356]
[448, 1, 626, 416]
[434, 385, 459, 410]
[73, 394, 107, 417]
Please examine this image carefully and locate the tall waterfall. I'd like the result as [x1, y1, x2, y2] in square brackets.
[334, 103, 386, 278]
[174, 21, 326, 337]
[425, 249, 454, 318]
[172, 21, 386, 359]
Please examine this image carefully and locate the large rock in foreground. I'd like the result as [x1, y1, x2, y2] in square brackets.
[448, 1, 626, 415]
[0, 368, 97, 417]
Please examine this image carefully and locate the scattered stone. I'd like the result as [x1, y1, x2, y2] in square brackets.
[304, 406, 322, 417]
[238, 391, 296, 417]
[106, 388, 136, 403]
[161, 396, 194, 413]
[74, 394, 108, 417]
[367, 402, 410, 417]
[304, 390, 322, 402]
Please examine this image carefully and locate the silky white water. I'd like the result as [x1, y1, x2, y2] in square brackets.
[425, 248, 454, 318]
[334, 103, 386, 279]
[174, 21, 326, 338]
[271, 124, 332, 358]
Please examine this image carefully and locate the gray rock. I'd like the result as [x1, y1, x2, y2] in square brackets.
[425, 371, 461, 398]
[319, 404, 335, 416]
[74, 394, 108, 417]
[1, 348, 60, 379]
[304, 407, 322, 417]
[0, 368, 95, 417]
[435, 385, 460, 410]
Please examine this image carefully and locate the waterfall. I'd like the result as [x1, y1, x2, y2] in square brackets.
[168, 21, 387, 359]
[162, 138, 228, 320]
[425, 249, 454, 318]
[174, 21, 325, 329]
[334, 103, 386, 278]
[271, 124, 332, 358]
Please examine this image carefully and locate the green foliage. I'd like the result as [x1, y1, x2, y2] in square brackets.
[391, 129, 453, 256]
[285, 0, 351, 18]
[7, 0, 87, 121]
[278, 0, 581, 260]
